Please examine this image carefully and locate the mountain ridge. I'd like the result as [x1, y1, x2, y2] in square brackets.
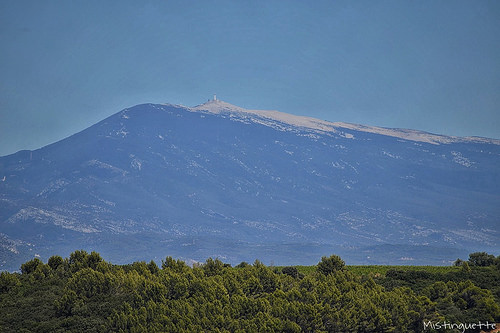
[1, 100, 499, 270]
[186, 99, 500, 146]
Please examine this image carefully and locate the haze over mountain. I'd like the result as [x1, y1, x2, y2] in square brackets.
[1, 99, 499, 270]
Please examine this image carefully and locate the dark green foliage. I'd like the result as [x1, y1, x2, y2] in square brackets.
[281, 266, 299, 278]
[422, 280, 500, 323]
[1, 251, 499, 332]
[161, 256, 187, 273]
[468, 252, 496, 267]
[0, 271, 20, 292]
[462, 261, 471, 273]
[316, 254, 345, 275]
[202, 257, 226, 276]
[20, 257, 43, 274]
[48, 255, 64, 270]
[235, 261, 250, 268]
[147, 260, 159, 275]
[454, 251, 497, 268]
[69, 250, 103, 272]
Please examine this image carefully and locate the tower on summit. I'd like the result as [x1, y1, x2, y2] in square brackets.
[213, 94, 217, 101]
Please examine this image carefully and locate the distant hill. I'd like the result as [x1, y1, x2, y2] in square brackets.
[1, 99, 499, 270]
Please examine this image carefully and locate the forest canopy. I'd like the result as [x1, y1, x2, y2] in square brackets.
[1, 251, 499, 332]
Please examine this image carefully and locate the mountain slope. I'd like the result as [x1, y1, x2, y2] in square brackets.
[1, 100, 499, 269]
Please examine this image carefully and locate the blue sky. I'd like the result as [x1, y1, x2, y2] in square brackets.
[1, 1, 499, 156]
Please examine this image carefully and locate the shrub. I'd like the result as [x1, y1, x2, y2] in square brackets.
[316, 255, 345, 275]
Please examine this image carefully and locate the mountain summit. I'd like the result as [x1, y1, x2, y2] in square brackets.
[193, 97, 249, 113]
[1, 101, 499, 270]
[193, 99, 500, 145]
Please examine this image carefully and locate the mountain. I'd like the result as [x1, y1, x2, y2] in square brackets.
[1, 99, 499, 270]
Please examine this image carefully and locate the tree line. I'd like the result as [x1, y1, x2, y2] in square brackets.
[1, 251, 499, 332]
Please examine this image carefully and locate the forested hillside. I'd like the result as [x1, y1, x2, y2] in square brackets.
[1, 251, 499, 332]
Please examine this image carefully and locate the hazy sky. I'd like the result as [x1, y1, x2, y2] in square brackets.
[1, 1, 499, 156]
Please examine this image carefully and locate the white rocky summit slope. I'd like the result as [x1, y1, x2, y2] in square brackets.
[189, 99, 500, 146]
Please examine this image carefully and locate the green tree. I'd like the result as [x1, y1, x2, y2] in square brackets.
[468, 252, 496, 266]
[235, 261, 250, 268]
[282, 266, 299, 278]
[162, 256, 188, 273]
[203, 258, 226, 276]
[20, 257, 43, 274]
[0, 272, 20, 292]
[48, 255, 64, 270]
[67, 250, 103, 272]
[316, 255, 345, 275]
[86, 251, 103, 269]
[461, 261, 471, 273]
[148, 260, 160, 275]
